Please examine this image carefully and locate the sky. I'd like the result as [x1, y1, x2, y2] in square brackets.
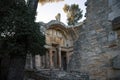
[36, 0, 87, 25]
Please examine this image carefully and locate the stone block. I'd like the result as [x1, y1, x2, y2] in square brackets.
[108, 31, 117, 42]
[112, 55, 120, 69]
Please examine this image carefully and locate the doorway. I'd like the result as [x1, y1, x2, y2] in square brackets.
[61, 51, 67, 70]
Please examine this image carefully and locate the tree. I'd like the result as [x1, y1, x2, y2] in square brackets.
[0, 0, 45, 80]
[63, 4, 83, 25]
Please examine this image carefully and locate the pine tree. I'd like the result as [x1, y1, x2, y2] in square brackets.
[63, 4, 83, 25]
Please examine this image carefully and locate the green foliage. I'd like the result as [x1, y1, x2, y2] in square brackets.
[63, 4, 83, 25]
[0, 0, 45, 56]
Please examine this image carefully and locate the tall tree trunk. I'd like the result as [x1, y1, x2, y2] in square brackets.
[7, 56, 26, 80]
[34, 0, 39, 12]
[0, 56, 1, 79]
[0, 55, 10, 80]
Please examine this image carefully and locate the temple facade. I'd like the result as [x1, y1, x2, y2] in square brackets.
[26, 20, 81, 71]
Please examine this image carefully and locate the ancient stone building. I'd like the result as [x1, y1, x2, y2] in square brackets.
[69, 0, 120, 80]
[25, 0, 120, 80]
[25, 20, 81, 71]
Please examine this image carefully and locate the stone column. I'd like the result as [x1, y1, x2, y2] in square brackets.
[32, 55, 36, 69]
[47, 50, 50, 68]
[58, 46, 62, 69]
[35, 55, 43, 70]
[25, 54, 33, 69]
[66, 51, 69, 71]
[49, 49, 53, 68]
[45, 51, 49, 68]
[39, 55, 41, 68]
[43, 55, 45, 68]
[44, 54, 46, 68]
[41, 55, 45, 68]
[54, 50, 57, 68]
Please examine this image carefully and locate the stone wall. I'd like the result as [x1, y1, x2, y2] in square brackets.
[108, 0, 120, 21]
[69, 0, 120, 80]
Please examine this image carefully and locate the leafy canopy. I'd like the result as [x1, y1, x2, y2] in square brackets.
[63, 4, 83, 25]
[0, 0, 45, 56]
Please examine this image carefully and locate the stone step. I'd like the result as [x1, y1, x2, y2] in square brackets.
[25, 69, 89, 80]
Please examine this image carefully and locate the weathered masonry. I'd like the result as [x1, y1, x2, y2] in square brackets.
[25, 20, 81, 71]
[39, 21, 74, 70]
[25, 0, 120, 80]
[69, 0, 120, 80]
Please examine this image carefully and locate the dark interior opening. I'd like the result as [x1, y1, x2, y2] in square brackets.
[61, 51, 67, 70]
